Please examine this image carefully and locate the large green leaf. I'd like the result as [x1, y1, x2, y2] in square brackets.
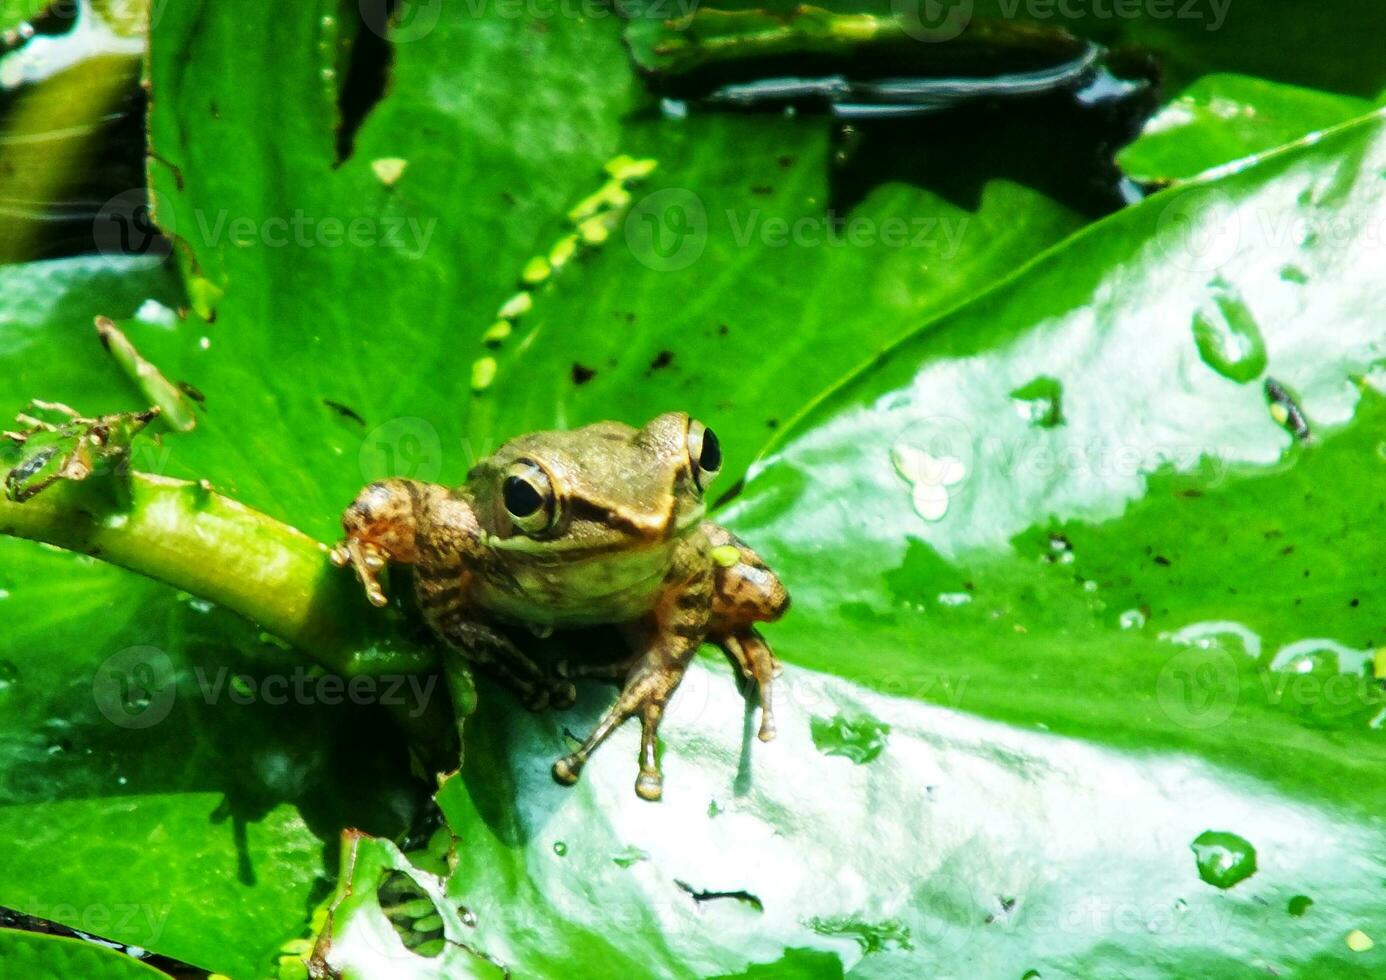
[0, 928, 171, 980]
[305, 109, 1386, 978]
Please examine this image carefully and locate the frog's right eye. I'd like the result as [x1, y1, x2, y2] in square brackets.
[503, 461, 556, 534]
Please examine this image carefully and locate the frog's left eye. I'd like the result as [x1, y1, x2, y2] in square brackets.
[503, 461, 556, 534]
[687, 420, 722, 492]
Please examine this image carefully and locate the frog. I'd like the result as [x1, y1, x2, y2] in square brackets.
[331, 412, 789, 801]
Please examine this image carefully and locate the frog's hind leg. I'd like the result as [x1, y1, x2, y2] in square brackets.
[428, 610, 576, 711]
[716, 629, 781, 742]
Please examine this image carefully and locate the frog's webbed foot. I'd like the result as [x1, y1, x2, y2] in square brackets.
[718, 628, 781, 742]
[330, 537, 390, 607]
[553, 637, 697, 802]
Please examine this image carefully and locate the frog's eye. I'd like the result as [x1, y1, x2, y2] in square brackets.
[502, 461, 556, 534]
[687, 420, 722, 492]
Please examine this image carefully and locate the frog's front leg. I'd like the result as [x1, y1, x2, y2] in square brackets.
[705, 524, 789, 742]
[552, 559, 712, 802]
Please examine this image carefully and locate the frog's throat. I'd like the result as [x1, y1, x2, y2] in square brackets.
[484, 501, 704, 556]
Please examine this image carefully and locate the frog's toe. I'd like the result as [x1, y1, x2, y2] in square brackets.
[635, 768, 663, 802]
[718, 629, 779, 743]
[552, 754, 583, 785]
[549, 679, 577, 710]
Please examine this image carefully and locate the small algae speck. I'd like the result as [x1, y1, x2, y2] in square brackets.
[810, 713, 891, 764]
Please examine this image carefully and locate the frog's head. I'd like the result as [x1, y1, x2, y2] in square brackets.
[469, 412, 722, 559]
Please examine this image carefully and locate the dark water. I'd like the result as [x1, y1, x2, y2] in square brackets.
[0, 0, 148, 261]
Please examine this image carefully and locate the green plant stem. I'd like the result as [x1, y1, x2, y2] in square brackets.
[0, 471, 433, 677]
[0, 470, 466, 769]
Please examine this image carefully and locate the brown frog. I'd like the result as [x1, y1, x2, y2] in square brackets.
[331, 413, 788, 801]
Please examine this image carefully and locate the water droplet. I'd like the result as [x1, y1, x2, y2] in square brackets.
[552, 841, 567, 857]
[810, 713, 891, 764]
[459, 907, 477, 927]
[1162, 621, 1262, 659]
[0, 588, 10, 600]
[1009, 376, 1065, 428]
[1119, 609, 1147, 630]
[1288, 895, 1313, 917]
[1191, 830, 1257, 889]
[0, 659, 18, 693]
[1269, 638, 1373, 675]
[1191, 280, 1267, 383]
[117, 775, 128, 787]
[937, 592, 972, 607]
[1082, 580, 1098, 593]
